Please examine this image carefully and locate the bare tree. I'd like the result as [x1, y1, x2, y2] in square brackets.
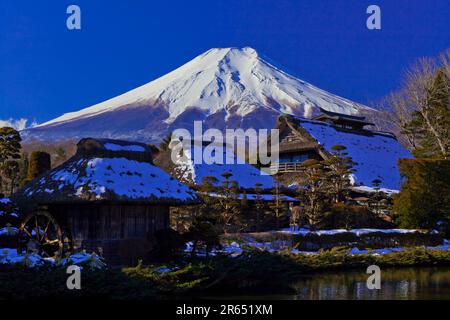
[406, 57, 448, 155]
[377, 89, 417, 150]
[377, 49, 450, 157]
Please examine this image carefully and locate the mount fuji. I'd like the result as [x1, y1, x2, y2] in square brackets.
[23, 47, 374, 143]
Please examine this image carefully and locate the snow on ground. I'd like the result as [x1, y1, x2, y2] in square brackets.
[0, 248, 45, 267]
[278, 227, 430, 236]
[61, 252, 107, 270]
[297, 118, 413, 190]
[103, 143, 146, 152]
[174, 143, 274, 189]
[185, 231, 450, 257]
[0, 198, 11, 204]
[352, 185, 399, 195]
[0, 226, 19, 236]
[185, 240, 450, 258]
[25, 157, 198, 201]
[347, 242, 450, 255]
[154, 266, 174, 273]
[0, 197, 18, 219]
[0, 248, 107, 269]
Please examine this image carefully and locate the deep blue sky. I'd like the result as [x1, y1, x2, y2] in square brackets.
[0, 0, 449, 124]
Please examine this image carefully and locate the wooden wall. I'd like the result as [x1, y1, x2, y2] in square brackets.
[49, 203, 169, 265]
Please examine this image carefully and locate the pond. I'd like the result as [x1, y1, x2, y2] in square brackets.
[221, 267, 450, 300]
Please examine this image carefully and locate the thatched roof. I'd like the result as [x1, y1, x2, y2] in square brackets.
[155, 140, 275, 190]
[277, 115, 413, 190]
[75, 138, 154, 162]
[313, 107, 375, 126]
[14, 138, 200, 205]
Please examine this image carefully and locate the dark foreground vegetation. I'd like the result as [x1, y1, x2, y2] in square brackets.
[1, 247, 449, 300]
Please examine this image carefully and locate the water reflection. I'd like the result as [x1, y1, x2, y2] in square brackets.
[290, 267, 450, 300]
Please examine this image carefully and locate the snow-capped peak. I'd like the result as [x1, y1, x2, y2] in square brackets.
[37, 47, 372, 130]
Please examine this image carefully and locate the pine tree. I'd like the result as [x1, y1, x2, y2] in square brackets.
[1, 160, 20, 195]
[240, 190, 250, 228]
[212, 172, 242, 233]
[268, 173, 286, 229]
[394, 158, 450, 228]
[299, 159, 329, 230]
[0, 127, 21, 194]
[195, 176, 220, 222]
[0, 127, 21, 164]
[253, 182, 265, 231]
[241, 190, 249, 212]
[187, 211, 220, 258]
[187, 176, 221, 257]
[368, 179, 387, 216]
[324, 144, 356, 203]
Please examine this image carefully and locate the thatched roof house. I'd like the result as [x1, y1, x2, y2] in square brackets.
[15, 138, 199, 205]
[274, 114, 413, 190]
[155, 140, 275, 190]
[14, 138, 200, 265]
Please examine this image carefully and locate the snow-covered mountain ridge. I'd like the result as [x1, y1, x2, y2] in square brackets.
[24, 47, 374, 143]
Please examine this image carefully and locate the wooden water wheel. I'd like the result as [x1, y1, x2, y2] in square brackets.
[18, 210, 72, 258]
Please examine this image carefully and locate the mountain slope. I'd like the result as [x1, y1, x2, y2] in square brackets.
[24, 47, 374, 143]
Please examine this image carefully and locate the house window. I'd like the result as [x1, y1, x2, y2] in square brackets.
[279, 153, 310, 163]
[292, 154, 309, 163]
[279, 155, 291, 163]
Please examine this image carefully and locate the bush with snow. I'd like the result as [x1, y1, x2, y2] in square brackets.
[0, 248, 107, 270]
[0, 198, 20, 249]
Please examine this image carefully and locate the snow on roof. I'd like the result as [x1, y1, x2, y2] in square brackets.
[18, 157, 199, 204]
[297, 118, 413, 190]
[76, 138, 153, 157]
[173, 143, 274, 189]
[16, 138, 199, 204]
[103, 143, 146, 152]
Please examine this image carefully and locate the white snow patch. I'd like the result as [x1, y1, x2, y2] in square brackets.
[279, 227, 427, 236]
[352, 185, 399, 195]
[185, 236, 450, 257]
[207, 192, 297, 202]
[37, 157, 197, 201]
[103, 143, 146, 152]
[174, 143, 274, 189]
[0, 198, 11, 204]
[0, 227, 19, 236]
[35, 47, 373, 134]
[61, 252, 107, 270]
[0, 248, 107, 269]
[154, 266, 173, 273]
[297, 119, 413, 190]
[0, 248, 45, 267]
